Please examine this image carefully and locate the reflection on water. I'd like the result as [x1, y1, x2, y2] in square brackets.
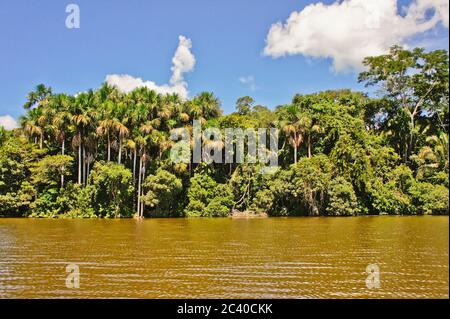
[0, 216, 448, 298]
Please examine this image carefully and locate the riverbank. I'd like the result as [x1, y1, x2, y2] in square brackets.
[230, 210, 268, 218]
[1, 211, 448, 219]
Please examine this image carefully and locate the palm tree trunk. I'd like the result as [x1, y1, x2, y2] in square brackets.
[39, 134, 43, 149]
[137, 156, 142, 217]
[140, 160, 146, 218]
[307, 134, 312, 158]
[78, 133, 82, 185]
[61, 139, 65, 188]
[133, 148, 137, 180]
[86, 161, 90, 185]
[107, 133, 111, 161]
[118, 137, 122, 164]
[83, 146, 87, 186]
[294, 132, 298, 164]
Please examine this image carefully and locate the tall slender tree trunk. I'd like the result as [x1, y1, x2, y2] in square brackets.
[83, 146, 87, 186]
[86, 161, 90, 185]
[107, 133, 111, 161]
[140, 160, 146, 218]
[61, 138, 65, 188]
[133, 148, 137, 180]
[39, 134, 43, 149]
[307, 135, 312, 158]
[137, 156, 142, 217]
[78, 132, 82, 185]
[408, 114, 415, 163]
[294, 132, 298, 164]
[118, 137, 122, 164]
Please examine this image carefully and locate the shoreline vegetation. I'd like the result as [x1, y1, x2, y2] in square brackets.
[0, 46, 449, 219]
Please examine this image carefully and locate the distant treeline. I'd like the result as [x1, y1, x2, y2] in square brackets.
[0, 45, 448, 218]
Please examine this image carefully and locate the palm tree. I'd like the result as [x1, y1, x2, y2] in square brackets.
[125, 139, 137, 179]
[115, 121, 129, 164]
[83, 133, 97, 185]
[96, 118, 115, 161]
[305, 118, 323, 158]
[427, 132, 449, 171]
[197, 92, 222, 119]
[135, 135, 148, 218]
[190, 92, 222, 124]
[24, 84, 52, 109]
[71, 91, 94, 185]
[97, 83, 121, 104]
[413, 132, 449, 179]
[21, 118, 42, 147]
[49, 94, 72, 187]
[21, 108, 45, 148]
[280, 104, 310, 164]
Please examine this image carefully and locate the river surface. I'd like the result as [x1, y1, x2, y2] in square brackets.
[0, 216, 448, 298]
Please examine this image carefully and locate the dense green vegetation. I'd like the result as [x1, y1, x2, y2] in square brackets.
[0, 46, 448, 218]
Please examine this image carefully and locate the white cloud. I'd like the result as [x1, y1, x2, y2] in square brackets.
[263, 0, 449, 72]
[105, 35, 195, 99]
[239, 75, 257, 91]
[0, 115, 18, 130]
[105, 74, 190, 98]
[170, 35, 196, 85]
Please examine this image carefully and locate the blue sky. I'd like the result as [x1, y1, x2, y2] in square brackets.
[0, 0, 448, 126]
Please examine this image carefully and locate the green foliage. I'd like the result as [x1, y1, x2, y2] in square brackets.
[142, 169, 183, 216]
[292, 155, 334, 215]
[236, 96, 254, 115]
[0, 181, 35, 217]
[408, 182, 449, 215]
[54, 183, 96, 218]
[0, 135, 42, 194]
[0, 127, 8, 145]
[205, 184, 234, 217]
[251, 168, 296, 216]
[359, 45, 449, 162]
[0, 46, 448, 218]
[368, 178, 413, 215]
[326, 177, 359, 216]
[30, 155, 73, 189]
[0, 135, 42, 216]
[89, 162, 134, 218]
[185, 173, 234, 217]
[230, 163, 268, 211]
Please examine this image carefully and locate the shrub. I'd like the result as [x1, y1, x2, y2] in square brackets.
[185, 173, 234, 217]
[408, 182, 449, 215]
[142, 169, 183, 216]
[326, 177, 359, 216]
[89, 161, 134, 218]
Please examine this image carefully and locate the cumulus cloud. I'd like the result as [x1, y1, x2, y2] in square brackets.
[170, 36, 196, 85]
[263, 0, 449, 72]
[0, 115, 18, 130]
[106, 35, 195, 99]
[239, 75, 257, 91]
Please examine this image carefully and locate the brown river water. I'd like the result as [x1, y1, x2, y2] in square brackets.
[0, 216, 448, 298]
